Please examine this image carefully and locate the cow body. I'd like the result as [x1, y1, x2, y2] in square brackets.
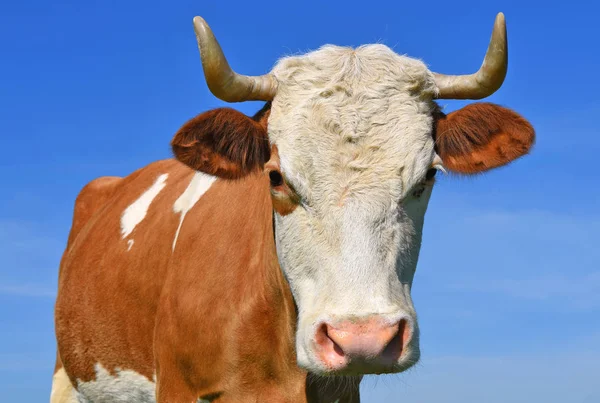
[54, 158, 360, 402]
[52, 14, 536, 403]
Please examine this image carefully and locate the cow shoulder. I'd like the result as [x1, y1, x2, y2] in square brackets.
[55, 159, 194, 388]
[66, 176, 123, 248]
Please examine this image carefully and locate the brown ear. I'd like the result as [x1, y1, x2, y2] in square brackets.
[434, 103, 535, 174]
[171, 108, 270, 179]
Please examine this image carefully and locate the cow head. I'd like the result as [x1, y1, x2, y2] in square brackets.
[171, 14, 535, 376]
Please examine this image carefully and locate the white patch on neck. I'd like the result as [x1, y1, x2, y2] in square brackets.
[172, 172, 217, 251]
[120, 174, 168, 239]
[75, 363, 156, 403]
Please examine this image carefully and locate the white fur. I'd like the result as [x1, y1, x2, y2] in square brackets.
[75, 363, 156, 403]
[172, 172, 217, 251]
[121, 174, 168, 239]
[268, 44, 438, 372]
[68, 363, 214, 402]
[50, 368, 78, 403]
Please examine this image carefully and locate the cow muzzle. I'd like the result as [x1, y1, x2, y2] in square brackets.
[312, 315, 418, 374]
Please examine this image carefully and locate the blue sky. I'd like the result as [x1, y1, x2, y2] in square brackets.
[1, 0, 599, 401]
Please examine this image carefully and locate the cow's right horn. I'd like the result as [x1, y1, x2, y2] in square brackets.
[193, 16, 278, 102]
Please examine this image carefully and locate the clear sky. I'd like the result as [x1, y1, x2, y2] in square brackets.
[1, 0, 598, 401]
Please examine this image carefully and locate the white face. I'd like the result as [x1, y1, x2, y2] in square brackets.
[268, 44, 440, 375]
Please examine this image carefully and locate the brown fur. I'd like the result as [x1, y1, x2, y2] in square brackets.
[434, 102, 535, 174]
[55, 160, 189, 385]
[153, 169, 307, 401]
[54, 158, 359, 402]
[54, 176, 123, 378]
[171, 108, 271, 179]
[65, 176, 123, 250]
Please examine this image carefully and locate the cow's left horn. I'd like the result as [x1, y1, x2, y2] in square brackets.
[433, 13, 508, 100]
[193, 16, 278, 102]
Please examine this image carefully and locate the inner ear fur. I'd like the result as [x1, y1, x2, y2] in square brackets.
[171, 107, 270, 179]
[434, 102, 535, 174]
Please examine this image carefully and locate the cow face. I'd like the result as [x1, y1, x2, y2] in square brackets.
[264, 46, 438, 375]
[173, 27, 534, 376]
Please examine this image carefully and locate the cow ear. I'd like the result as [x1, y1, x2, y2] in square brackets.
[171, 108, 270, 179]
[434, 103, 535, 174]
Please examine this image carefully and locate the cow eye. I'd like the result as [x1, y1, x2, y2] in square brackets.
[425, 168, 437, 181]
[269, 170, 284, 187]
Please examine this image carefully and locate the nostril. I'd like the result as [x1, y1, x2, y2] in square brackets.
[315, 323, 328, 344]
[400, 318, 412, 346]
[382, 318, 412, 361]
[314, 323, 348, 370]
[328, 328, 345, 357]
[315, 323, 345, 357]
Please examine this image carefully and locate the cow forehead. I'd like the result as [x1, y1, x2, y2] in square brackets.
[268, 44, 438, 204]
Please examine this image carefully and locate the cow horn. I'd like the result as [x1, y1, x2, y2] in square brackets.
[192, 16, 278, 102]
[433, 13, 508, 100]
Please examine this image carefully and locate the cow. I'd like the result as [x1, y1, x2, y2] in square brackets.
[51, 13, 535, 403]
